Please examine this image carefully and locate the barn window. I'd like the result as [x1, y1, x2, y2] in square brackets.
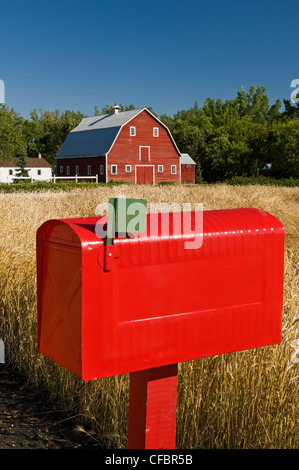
[126, 165, 131, 173]
[153, 127, 159, 137]
[187, 165, 191, 168]
[100, 165, 105, 175]
[37, 169, 41, 176]
[66, 166, 70, 175]
[171, 165, 177, 174]
[158, 165, 163, 172]
[60, 166, 63, 174]
[87, 165, 91, 175]
[9, 169, 13, 176]
[111, 165, 117, 175]
[130, 126, 136, 136]
[75, 165, 79, 175]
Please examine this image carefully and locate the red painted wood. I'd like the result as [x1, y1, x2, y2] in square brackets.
[136, 165, 154, 184]
[140, 146, 150, 162]
[107, 110, 181, 184]
[181, 164, 195, 184]
[127, 364, 178, 449]
[57, 156, 106, 182]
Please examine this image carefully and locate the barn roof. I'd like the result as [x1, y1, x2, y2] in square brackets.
[180, 154, 196, 165]
[56, 107, 180, 159]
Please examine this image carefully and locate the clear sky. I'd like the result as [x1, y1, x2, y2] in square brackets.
[0, 0, 298, 119]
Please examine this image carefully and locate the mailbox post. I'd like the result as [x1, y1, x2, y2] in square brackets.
[37, 199, 284, 449]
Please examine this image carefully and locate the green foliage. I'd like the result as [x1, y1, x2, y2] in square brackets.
[163, 85, 299, 182]
[221, 176, 299, 187]
[15, 148, 29, 178]
[26, 109, 86, 166]
[0, 105, 26, 162]
[0, 180, 134, 193]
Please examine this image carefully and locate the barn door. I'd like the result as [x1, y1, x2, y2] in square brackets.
[140, 146, 150, 162]
[136, 166, 154, 185]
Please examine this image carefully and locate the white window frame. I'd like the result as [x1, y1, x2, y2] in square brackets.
[100, 165, 104, 175]
[130, 126, 136, 136]
[75, 165, 79, 175]
[60, 166, 63, 174]
[111, 164, 117, 175]
[171, 165, 177, 175]
[158, 165, 163, 172]
[139, 145, 150, 161]
[153, 127, 159, 137]
[126, 165, 132, 173]
[66, 166, 70, 175]
[87, 165, 91, 175]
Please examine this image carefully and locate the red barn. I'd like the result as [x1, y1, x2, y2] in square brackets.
[56, 107, 195, 184]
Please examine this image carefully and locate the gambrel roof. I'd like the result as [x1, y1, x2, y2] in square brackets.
[56, 107, 180, 159]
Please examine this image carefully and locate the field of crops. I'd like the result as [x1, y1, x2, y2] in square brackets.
[0, 184, 298, 448]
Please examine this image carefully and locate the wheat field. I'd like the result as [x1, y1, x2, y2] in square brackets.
[0, 184, 298, 448]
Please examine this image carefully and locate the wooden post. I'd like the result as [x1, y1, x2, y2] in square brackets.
[127, 363, 178, 449]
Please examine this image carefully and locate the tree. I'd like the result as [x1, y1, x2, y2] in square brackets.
[0, 105, 26, 162]
[101, 103, 135, 114]
[24, 109, 86, 165]
[15, 148, 29, 179]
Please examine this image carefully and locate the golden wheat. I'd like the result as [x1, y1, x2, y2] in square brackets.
[0, 184, 298, 448]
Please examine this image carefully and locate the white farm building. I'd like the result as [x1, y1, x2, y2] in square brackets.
[0, 156, 52, 183]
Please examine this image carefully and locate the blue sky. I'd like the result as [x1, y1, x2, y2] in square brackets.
[0, 0, 298, 119]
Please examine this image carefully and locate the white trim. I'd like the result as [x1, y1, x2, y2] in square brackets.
[171, 165, 177, 175]
[158, 165, 163, 172]
[179, 158, 181, 183]
[135, 165, 155, 184]
[125, 165, 132, 173]
[153, 127, 159, 137]
[66, 165, 70, 175]
[139, 145, 150, 161]
[100, 164, 105, 175]
[130, 126, 136, 136]
[111, 164, 117, 175]
[105, 154, 108, 183]
[87, 165, 92, 175]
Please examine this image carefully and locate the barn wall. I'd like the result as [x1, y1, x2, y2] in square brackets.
[107, 110, 181, 184]
[57, 156, 106, 182]
[181, 164, 195, 184]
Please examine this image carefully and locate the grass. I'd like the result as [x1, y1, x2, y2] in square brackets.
[0, 184, 298, 448]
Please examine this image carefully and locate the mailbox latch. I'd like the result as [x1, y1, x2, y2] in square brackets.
[104, 245, 118, 271]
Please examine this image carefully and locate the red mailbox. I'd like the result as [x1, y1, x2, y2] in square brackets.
[37, 207, 284, 382]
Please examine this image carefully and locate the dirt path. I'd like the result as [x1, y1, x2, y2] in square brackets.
[0, 364, 100, 449]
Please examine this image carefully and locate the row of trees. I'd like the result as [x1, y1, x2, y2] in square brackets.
[0, 85, 298, 182]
